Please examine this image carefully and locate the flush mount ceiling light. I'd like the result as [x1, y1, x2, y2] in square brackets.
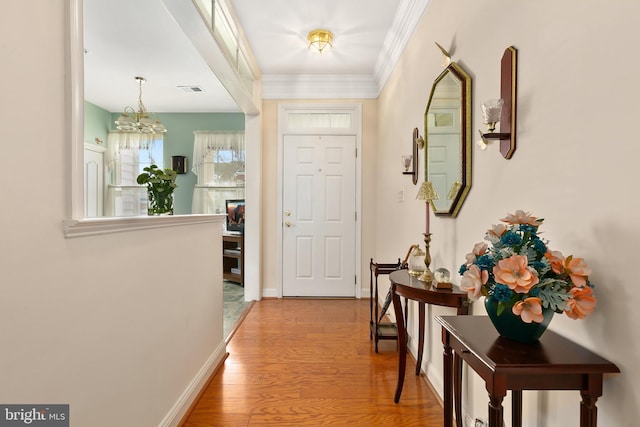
[115, 76, 167, 134]
[307, 29, 333, 54]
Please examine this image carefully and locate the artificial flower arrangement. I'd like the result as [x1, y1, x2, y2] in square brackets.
[459, 210, 596, 323]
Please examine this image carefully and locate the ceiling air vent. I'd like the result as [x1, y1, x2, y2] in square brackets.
[177, 86, 204, 93]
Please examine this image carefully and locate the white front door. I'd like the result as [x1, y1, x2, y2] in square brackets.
[427, 107, 461, 212]
[282, 135, 356, 297]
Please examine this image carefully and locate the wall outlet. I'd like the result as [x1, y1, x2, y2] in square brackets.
[474, 419, 487, 427]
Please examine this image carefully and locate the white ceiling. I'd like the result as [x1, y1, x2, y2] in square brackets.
[84, 0, 240, 113]
[231, 0, 400, 76]
[83, 0, 429, 114]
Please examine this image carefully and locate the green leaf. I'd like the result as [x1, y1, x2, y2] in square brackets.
[538, 279, 571, 311]
[496, 301, 507, 316]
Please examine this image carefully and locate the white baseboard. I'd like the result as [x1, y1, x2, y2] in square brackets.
[260, 289, 373, 299]
[412, 345, 475, 427]
[262, 288, 278, 298]
[158, 341, 227, 427]
[424, 361, 444, 400]
[262, 287, 369, 299]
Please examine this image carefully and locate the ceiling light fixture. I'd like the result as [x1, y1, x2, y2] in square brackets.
[307, 29, 333, 54]
[115, 76, 167, 134]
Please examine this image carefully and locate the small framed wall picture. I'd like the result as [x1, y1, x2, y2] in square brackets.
[171, 156, 187, 174]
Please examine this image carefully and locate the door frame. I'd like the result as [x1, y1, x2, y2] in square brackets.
[276, 103, 362, 298]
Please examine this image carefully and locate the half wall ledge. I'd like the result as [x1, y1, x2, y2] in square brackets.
[63, 214, 225, 238]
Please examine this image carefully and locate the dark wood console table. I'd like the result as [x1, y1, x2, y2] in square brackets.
[389, 269, 469, 424]
[436, 315, 620, 427]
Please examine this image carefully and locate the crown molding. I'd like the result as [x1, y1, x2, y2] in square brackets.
[262, 75, 379, 99]
[374, 0, 431, 91]
[260, 0, 430, 100]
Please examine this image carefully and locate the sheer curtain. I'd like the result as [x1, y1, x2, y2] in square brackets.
[191, 131, 245, 214]
[105, 132, 163, 216]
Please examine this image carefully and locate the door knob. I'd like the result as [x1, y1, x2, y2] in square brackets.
[284, 210, 291, 216]
[285, 221, 295, 228]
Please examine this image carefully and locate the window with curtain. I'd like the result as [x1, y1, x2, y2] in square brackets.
[105, 132, 163, 217]
[191, 131, 245, 214]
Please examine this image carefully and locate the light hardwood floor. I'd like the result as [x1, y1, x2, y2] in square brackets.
[183, 298, 444, 426]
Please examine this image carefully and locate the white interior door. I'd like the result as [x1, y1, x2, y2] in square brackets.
[84, 144, 105, 218]
[282, 135, 356, 297]
[427, 107, 461, 211]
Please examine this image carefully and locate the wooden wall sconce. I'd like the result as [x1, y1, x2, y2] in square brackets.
[478, 46, 517, 159]
[402, 128, 424, 185]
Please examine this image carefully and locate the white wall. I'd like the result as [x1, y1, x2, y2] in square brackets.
[377, 0, 640, 425]
[0, 1, 226, 426]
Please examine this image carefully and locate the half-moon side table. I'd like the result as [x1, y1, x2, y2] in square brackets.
[389, 269, 469, 427]
[436, 315, 620, 427]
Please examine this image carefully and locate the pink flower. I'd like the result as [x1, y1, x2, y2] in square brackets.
[460, 265, 488, 300]
[544, 250, 565, 275]
[565, 286, 596, 319]
[564, 256, 591, 287]
[501, 210, 542, 226]
[493, 255, 539, 293]
[465, 242, 488, 264]
[487, 224, 507, 239]
[512, 297, 544, 323]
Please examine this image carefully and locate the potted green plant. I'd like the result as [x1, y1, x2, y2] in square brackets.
[136, 164, 178, 215]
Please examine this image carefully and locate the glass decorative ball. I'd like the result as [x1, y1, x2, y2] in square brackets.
[434, 268, 451, 283]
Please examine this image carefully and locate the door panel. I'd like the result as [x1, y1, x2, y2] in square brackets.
[84, 145, 104, 218]
[283, 135, 356, 297]
[296, 236, 314, 278]
[428, 134, 460, 212]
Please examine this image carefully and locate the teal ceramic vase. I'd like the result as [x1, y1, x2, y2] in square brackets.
[484, 296, 554, 344]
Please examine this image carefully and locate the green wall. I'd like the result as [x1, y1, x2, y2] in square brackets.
[84, 101, 111, 145]
[83, 101, 245, 215]
[152, 112, 245, 214]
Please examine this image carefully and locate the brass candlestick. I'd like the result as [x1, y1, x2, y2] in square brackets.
[418, 232, 434, 283]
[416, 181, 439, 284]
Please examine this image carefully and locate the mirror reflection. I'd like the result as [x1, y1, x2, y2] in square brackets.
[424, 62, 471, 217]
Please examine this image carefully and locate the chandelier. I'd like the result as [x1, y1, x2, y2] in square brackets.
[307, 29, 333, 54]
[114, 76, 167, 134]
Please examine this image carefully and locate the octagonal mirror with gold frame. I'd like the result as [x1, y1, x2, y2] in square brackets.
[424, 62, 471, 217]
